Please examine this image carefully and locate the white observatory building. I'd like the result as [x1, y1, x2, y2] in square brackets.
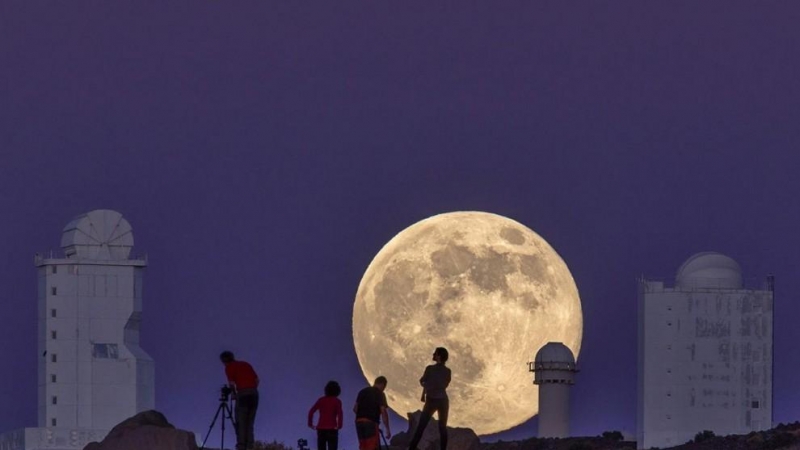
[637, 252, 773, 449]
[530, 342, 578, 438]
[0, 210, 155, 450]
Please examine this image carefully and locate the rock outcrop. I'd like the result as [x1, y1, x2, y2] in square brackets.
[390, 410, 480, 450]
[83, 410, 198, 450]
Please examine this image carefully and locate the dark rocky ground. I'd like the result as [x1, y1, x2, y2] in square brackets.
[480, 435, 635, 450]
[480, 422, 800, 450]
[664, 422, 800, 450]
[86, 411, 800, 450]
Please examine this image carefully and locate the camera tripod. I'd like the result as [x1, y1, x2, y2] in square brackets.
[199, 389, 238, 450]
[379, 429, 390, 450]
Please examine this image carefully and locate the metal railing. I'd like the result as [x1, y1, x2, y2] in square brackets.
[638, 275, 774, 292]
[34, 249, 148, 265]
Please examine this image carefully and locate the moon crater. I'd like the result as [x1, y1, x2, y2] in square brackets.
[353, 211, 582, 435]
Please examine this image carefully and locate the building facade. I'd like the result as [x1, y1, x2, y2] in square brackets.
[637, 252, 773, 449]
[0, 210, 154, 450]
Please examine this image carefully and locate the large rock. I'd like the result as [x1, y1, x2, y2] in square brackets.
[390, 410, 480, 450]
[83, 410, 198, 450]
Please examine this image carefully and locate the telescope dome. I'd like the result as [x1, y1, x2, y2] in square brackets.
[534, 342, 576, 367]
[676, 252, 742, 289]
[61, 209, 134, 260]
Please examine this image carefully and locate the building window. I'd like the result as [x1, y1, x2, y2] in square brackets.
[51, 309, 57, 318]
[752, 401, 760, 408]
[92, 344, 119, 359]
[51, 418, 56, 426]
[51, 354, 57, 363]
[51, 266, 57, 274]
[52, 396, 57, 405]
[51, 287, 57, 296]
[51, 330, 57, 340]
[51, 374, 56, 383]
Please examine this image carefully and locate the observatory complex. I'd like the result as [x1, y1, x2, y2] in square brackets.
[530, 342, 578, 438]
[637, 252, 773, 449]
[0, 210, 154, 450]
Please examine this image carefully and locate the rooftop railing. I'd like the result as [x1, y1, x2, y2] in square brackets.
[34, 249, 148, 265]
[638, 275, 774, 293]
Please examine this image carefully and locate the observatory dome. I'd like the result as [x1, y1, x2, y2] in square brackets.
[60, 209, 134, 260]
[534, 342, 576, 367]
[676, 252, 742, 289]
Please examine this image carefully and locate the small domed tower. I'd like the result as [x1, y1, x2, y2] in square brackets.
[529, 342, 578, 438]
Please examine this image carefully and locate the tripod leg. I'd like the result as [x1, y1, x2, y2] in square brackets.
[379, 429, 390, 450]
[224, 402, 239, 450]
[224, 402, 238, 431]
[199, 403, 226, 450]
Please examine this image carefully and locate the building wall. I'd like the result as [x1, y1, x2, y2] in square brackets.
[538, 382, 571, 438]
[37, 260, 154, 432]
[0, 427, 107, 450]
[637, 281, 773, 449]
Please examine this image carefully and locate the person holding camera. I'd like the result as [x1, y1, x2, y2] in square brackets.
[353, 376, 391, 450]
[220, 351, 260, 450]
[307, 380, 344, 450]
[408, 347, 451, 450]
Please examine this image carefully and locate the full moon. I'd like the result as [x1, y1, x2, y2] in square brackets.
[352, 212, 582, 435]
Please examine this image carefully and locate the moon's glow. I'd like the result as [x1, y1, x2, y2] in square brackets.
[352, 212, 583, 435]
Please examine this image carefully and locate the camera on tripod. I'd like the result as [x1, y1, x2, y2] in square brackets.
[219, 385, 234, 401]
[200, 385, 238, 450]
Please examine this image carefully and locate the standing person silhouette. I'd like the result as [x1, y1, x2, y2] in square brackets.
[220, 351, 260, 450]
[308, 381, 344, 450]
[408, 347, 451, 450]
[354, 376, 391, 450]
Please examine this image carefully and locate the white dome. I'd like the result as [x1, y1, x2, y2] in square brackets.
[532, 342, 577, 384]
[61, 209, 134, 260]
[534, 342, 576, 365]
[676, 252, 742, 289]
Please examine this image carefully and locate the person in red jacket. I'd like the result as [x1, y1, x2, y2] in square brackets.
[307, 380, 344, 450]
[220, 351, 260, 450]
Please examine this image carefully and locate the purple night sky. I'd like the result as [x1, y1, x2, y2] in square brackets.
[2, 3, 799, 449]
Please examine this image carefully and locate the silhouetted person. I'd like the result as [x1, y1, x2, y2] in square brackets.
[220, 351, 260, 450]
[354, 376, 392, 450]
[308, 380, 344, 450]
[408, 347, 451, 450]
